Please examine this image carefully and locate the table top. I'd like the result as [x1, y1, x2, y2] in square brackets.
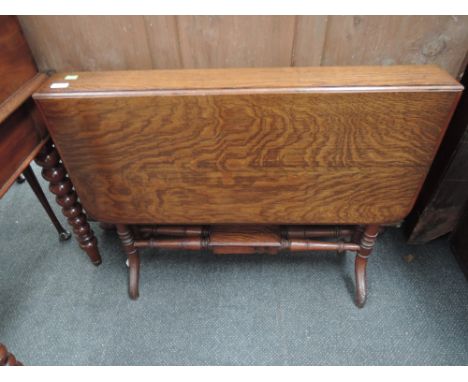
[35, 65, 462, 98]
[34, 66, 463, 225]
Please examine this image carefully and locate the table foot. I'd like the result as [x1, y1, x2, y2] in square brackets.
[354, 224, 379, 308]
[23, 164, 71, 242]
[116, 224, 140, 299]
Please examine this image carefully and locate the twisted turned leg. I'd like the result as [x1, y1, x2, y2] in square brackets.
[22, 164, 71, 241]
[116, 224, 140, 300]
[0, 343, 23, 366]
[35, 141, 102, 265]
[355, 224, 379, 308]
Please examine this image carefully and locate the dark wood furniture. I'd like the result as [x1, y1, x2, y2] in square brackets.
[33, 66, 462, 307]
[33, 141, 101, 264]
[405, 61, 468, 244]
[0, 17, 103, 361]
[0, 343, 22, 366]
[0, 16, 102, 261]
[0, 16, 70, 240]
[0, 16, 48, 195]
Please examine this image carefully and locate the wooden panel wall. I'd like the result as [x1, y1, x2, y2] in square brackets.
[18, 16, 468, 78]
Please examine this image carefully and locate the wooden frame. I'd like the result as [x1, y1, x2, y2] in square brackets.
[33, 66, 463, 307]
[0, 16, 73, 243]
[115, 223, 378, 307]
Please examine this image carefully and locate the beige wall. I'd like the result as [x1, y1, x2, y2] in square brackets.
[18, 16, 468, 78]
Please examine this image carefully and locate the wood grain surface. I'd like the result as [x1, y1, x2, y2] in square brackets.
[34, 67, 462, 225]
[0, 16, 48, 198]
[406, 62, 468, 243]
[0, 16, 37, 105]
[36, 65, 461, 96]
[0, 73, 47, 124]
[0, 100, 47, 197]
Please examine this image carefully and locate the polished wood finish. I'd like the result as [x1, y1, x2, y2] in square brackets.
[352, 225, 365, 245]
[0, 73, 47, 125]
[406, 61, 468, 243]
[139, 225, 207, 237]
[285, 226, 354, 239]
[355, 225, 380, 308]
[138, 225, 355, 239]
[116, 224, 139, 299]
[0, 343, 23, 366]
[34, 66, 462, 306]
[0, 15, 46, 197]
[128, 223, 371, 306]
[0, 99, 48, 198]
[0, 16, 48, 198]
[0, 16, 76, 250]
[0, 16, 37, 105]
[134, 226, 360, 254]
[22, 165, 71, 241]
[0, 17, 48, 198]
[35, 141, 102, 265]
[35, 66, 461, 225]
[36, 65, 461, 94]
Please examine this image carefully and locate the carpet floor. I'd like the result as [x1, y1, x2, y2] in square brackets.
[0, 165, 467, 365]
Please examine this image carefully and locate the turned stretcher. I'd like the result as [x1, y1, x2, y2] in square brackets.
[33, 66, 462, 307]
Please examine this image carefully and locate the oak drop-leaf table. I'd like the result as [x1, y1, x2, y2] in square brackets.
[33, 66, 462, 307]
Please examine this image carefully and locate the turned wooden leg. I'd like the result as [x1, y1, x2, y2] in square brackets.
[116, 224, 140, 300]
[355, 224, 379, 308]
[35, 141, 102, 265]
[23, 165, 72, 241]
[352, 225, 364, 244]
[0, 343, 23, 366]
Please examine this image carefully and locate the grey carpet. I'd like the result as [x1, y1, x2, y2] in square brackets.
[0, 164, 467, 365]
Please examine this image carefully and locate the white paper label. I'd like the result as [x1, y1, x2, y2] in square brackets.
[64, 75, 79, 80]
[50, 82, 69, 89]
